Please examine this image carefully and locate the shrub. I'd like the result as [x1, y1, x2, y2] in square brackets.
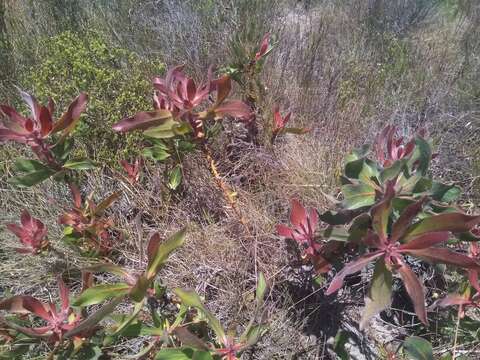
[21, 30, 165, 164]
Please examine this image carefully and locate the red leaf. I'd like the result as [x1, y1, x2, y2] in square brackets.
[51, 93, 88, 134]
[38, 105, 53, 137]
[404, 213, 480, 241]
[276, 224, 293, 238]
[47, 98, 55, 116]
[0, 128, 27, 143]
[325, 251, 384, 295]
[57, 276, 70, 312]
[22, 297, 52, 322]
[214, 75, 232, 106]
[0, 105, 28, 127]
[396, 260, 427, 325]
[398, 232, 450, 251]
[371, 186, 394, 242]
[391, 197, 426, 242]
[147, 233, 161, 264]
[213, 100, 252, 120]
[255, 33, 270, 61]
[112, 110, 172, 132]
[7, 223, 24, 238]
[290, 199, 307, 227]
[20, 210, 32, 228]
[69, 184, 82, 209]
[405, 248, 480, 269]
[432, 294, 471, 309]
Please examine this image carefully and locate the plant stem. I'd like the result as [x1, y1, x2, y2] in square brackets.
[202, 143, 259, 285]
[452, 310, 461, 359]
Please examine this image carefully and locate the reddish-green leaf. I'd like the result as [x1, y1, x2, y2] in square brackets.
[214, 75, 232, 106]
[213, 100, 252, 120]
[404, 248, 480, 269]
[129, 275, 149, 302]
[173, 326, 210, 351]
[326, 251, 384, 295]
[398, 232, 450, 251]
[65, 296, 123, 339]
[147, 233, 161, 264]
[146, 227, 186, 280]
[360, 259, 392, 329]
[52, 93, 88, 135]
[432, 294, 471, 309]
[404, 213, 480, 241]
[94, 191, 121, 216]
[396, 260, 427, 325]
[112, 110, 172, 132]
[371, 184, 394, 241]
[391, 197, 426, 242]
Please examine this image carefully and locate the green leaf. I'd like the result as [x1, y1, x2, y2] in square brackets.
[358, 160, 380, 188]
[360, 259, 392, 329]
[144, 118, 189, 139]
[130, 275, 149, 302]
[63, 158, 96, 170]
[174, 288, 226, 344]
[344, 158, 364, 179]
[65, 296, 123, 339]
[72, 283, 131, 307]
[84, 263, 131, 278]
[168, 165, 183, 190]
[8, 167, 56, 187]
[256, 272, 267, 305]
[430, 182, 461, 203]
[323, 226, 350, 242]
[240, 324, 268, 349]
[411, 177, 432, 194]
[319, 210, 353, 225]
[146, 227, 186, 280]
[143, 146, 171, 161]
[380, 159, 406, 183]
[341, 184, 376, 210]
[403, 336, 433, 360]
[112, 299, 145, 335]
[14, 159, 49, 172]
[154, 348, 194, 360]
[51, 138, 74, 162]
[176, 140, 196, 153]
[333, 330, 350, 360]
[344, 145, 370, 165]
[410, 137, 432, 176]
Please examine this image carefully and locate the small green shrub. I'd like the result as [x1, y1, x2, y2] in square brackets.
[21, 30, 165, 164]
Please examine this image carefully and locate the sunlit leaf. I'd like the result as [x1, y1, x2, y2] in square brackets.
[168, 165, 183, 190]
[174, 288, 226, 344]
[63, 158, 96, 170]
[404, 213, 480, 241]
[146, 227, 186, 280]
[341, 184, 376, 210]
[72, 284, 130, 307]
[360, 259, 392, 329]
